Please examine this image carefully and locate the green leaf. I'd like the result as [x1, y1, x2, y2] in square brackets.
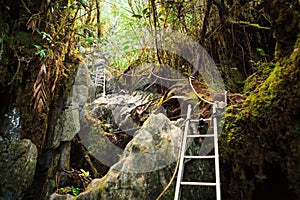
[262, 14, 272, 24]
[132, 14, 142, 19]
[77, 0, 88, 8]
[142, 8, 149, 15]
[85, 37, 95, 44]
[256, 48, 267, 57]
[157, 7, 164, 13]
[79, 169, 90, 178]
[0, 50, 3, 61]
[123, 45, 129, 50]
[238, 21, 271, 30]
[34, 45, 42, 50]
[39, 51, 46, 57]
[41, 31, 52, 40]
[71, 186, 79, 196]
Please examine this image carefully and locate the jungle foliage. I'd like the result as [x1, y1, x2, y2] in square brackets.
[0, 0, 299, 199]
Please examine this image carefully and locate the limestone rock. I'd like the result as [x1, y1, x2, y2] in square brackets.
[103, 76, 117, 94]
[0, 139, 38, 198]
[85, 91, 154, 131]
[51, 113, 182, 200]
[49, 193, 74, 200]
[74, 61, 93, 86]
[58, 104, 80, 142]
[50, 60, 96, 149]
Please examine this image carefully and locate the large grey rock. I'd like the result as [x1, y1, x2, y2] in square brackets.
[77, 91, 157, 167]
[86, 91, 154, 131]
[51, 113, 183, 200]
[74, 61, 93, 86]
[96, 114, 182, 200]
[51, 103, 80, 149]
[50, 60, 96, 149]
[72, 85, 90, 108]
[49, 179, 104, 200]
[0, 139, 37, 198]
[105, 76, 117, 93]
[113, 113, 182, 172]
[48, 102, 80, 149]
[72, 62, 96, 108]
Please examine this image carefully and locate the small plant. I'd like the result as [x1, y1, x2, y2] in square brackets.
[71, 186, 79, 196]
[108, 127, 114, 133]
[34, 45, 50, 58]
[36, 29, 53, 41]
[56, 187, 70, 195]
[79, 169, 90, 179]
[256, 48, 267, 57]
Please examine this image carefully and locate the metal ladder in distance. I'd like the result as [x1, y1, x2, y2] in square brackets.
[94, 64, 106, 96]
[174, 103, 221, 200]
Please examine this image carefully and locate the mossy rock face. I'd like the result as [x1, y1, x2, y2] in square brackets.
[0, 66, 10, 85]
[220, 37, 300, 198]
[13, 31, 43, 55]
[0, 139, 38, 198]
[271, 0, 299, 58]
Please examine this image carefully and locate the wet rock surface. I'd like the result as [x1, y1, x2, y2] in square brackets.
[0, 107, 20, 142]
[0, 139, 37, 199]
[51, 113, 183, 200]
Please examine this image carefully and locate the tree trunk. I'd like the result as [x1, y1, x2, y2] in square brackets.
[96, 0, 101, 38]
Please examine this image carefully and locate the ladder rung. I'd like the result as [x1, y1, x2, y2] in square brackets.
[184, 155, 215, 159]
[187, 134, 214, 138]
[190, 118, 211, 123]
[181, 182, 216, 186]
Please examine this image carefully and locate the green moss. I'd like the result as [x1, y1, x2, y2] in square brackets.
[220, 34, 300, 197]
[243, 61, 276, 94]
[13, 31, 43, 55]
[99, 182, 106, 193]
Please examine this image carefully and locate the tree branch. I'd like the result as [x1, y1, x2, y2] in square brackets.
[199, 0, 213, 44]
[150, 0, 162, 64]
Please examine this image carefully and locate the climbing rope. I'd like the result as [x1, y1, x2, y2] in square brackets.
[151, 71, 187, 82]
[188, 77, 214, 105]
[105, 63, 186, 82]
[155, 118, 190, 200]
[105, 65, 150, 77]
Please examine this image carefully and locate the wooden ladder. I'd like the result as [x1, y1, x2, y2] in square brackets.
[174, 103, 221, 200]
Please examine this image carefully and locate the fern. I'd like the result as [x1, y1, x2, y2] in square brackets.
[33, 64, 48, 112]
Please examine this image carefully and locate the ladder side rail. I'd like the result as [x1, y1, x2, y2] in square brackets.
[224, 91, 227, 106]
[174, 104, 192, 200]
[213, 103, 221, 200]
[94, 67, 102, 86]
[94, 65, 106, 96]
[103, 69, 106, 96]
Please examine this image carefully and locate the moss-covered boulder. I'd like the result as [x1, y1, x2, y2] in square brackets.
[0, 139, 37, 199]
